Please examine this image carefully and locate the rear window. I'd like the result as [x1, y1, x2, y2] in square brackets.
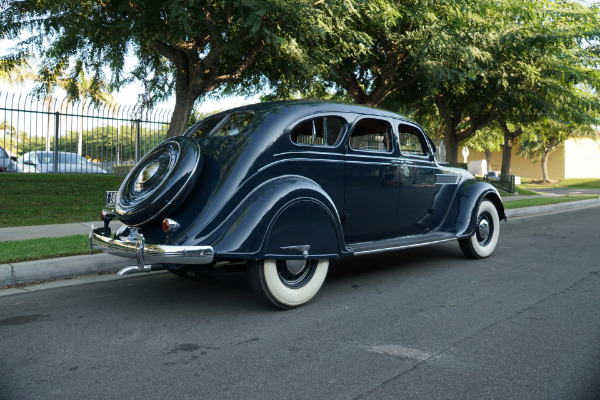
[290, 116, 344, 146]
[191, 116, 224, 139]
[191, 112, 254, 139]
[212, 113, 254, 137]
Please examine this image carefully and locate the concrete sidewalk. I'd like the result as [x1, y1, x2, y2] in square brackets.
[0, 220, 123, 242]
[1, 195, 599, 288]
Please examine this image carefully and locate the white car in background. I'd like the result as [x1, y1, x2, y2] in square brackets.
[0, 145, 17, 172]
[16, 151, 107, 174]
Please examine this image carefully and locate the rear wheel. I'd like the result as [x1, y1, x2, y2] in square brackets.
[459, 199, 500, 259]
[247, 259, 329, 309]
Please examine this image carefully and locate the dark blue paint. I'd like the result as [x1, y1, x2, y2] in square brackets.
[114, 100, 503, 261]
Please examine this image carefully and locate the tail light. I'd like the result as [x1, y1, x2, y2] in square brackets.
[162, 218, 180, 233]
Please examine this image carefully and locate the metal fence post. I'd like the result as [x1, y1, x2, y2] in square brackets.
[135, 119, 141, 163]
[53, 111, 60, 172]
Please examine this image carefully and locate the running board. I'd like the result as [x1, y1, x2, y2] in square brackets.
[347, 232, 457, 256]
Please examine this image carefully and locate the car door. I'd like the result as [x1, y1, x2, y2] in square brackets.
[343, 117, 399, 243]
[394, 122, 438, 236]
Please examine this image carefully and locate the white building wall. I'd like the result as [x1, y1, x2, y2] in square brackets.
[564, 138, 600, 179]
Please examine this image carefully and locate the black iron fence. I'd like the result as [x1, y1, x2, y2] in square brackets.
[1, 91, 171, 175]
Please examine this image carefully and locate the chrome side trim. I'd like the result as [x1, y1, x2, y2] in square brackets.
[436, 174, 460, 184]
[350, 238, 456, 256]
[91, 228, 214, 265]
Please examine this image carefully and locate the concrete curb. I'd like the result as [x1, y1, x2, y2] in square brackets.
[0, 253, 133, 287]
[1, 198, 599, 288]
[505, 197, 600, 218]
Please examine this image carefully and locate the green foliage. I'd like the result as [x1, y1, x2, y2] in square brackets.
[2, 0, 598, 158]
[464, 125, 503, 154]
[1, 0, 333, 138]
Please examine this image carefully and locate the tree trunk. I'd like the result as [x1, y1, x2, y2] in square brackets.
[165, 68, 197, 138]
[498, 120, 522, 177]
[444, 130, 459, 166]
[500, 140, 513, 176]
[166, 93, 195, 138]
[484, 147, 492, 172]
[541, 150, 550, 182]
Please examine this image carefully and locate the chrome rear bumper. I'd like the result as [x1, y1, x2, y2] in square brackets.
[89, 225, 214, 271]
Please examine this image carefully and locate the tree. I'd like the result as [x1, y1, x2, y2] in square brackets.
[1, 0, 329, 138]
[256, 0, 510, 164]
[0, 57, 36, 87]
[464, 124, 503, 169]
[490, 1, 600, 178]
[517, 120, 596, 182]
[260, 0, 600, 167]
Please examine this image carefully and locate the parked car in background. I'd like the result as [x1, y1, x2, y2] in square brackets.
[16, 151, 107, 174]
[487, 171, 501, 181]
[0, 145, 17, 172]
[91, 100, 505, 309]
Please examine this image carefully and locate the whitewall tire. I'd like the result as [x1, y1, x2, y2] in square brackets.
[247, 259, 329, 309]
[459, 199, 500, 259]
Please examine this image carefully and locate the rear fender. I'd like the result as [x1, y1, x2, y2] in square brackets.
[207, 175, 347, 259]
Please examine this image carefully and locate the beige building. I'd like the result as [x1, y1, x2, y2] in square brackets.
[467, 137, 600, 180]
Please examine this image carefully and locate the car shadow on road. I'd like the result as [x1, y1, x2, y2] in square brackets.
[99, 241, 468, 312]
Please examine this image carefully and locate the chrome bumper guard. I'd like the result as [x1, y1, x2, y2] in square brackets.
[89, 225, 214, 273]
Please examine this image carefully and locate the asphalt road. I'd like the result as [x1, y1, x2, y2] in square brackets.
[1, 207, 599, 400]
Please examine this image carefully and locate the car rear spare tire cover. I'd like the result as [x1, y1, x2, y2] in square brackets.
[115, 136, 203, 227]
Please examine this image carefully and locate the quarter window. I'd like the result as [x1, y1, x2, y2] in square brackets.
[349, 118, 392, 152]
[291, 116, 344, 146]
[398, 124, 428, 156]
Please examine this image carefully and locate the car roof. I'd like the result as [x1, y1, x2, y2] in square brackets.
[210, 99, 415, 123]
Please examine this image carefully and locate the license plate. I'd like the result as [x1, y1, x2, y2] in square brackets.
[105, 191, 118, 208]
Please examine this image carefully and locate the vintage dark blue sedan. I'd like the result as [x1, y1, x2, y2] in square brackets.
[91, 100, 505, 308]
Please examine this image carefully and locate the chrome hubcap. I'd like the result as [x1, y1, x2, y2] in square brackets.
[285, 260, 307, 275]
[476, 212, 493, 246]
[478, 218, 490, 240]
[276, 260, 317, 289]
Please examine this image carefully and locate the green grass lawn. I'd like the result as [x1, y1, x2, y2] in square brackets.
[520, 178, 600, 190]
[503, 194, 598, 209]
[0, 234, 94, 263]
[0, 174, 124, 227]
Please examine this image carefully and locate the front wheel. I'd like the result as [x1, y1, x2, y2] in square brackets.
[459, 199, 500, 259]
[247, 259, 329, 309]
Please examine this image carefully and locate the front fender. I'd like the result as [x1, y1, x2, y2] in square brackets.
[452, 180, 506, 239]
[206, 175, 347, 259]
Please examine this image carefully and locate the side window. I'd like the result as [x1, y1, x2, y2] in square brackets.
[349, 118, 392, 152]
[191, 116, 224, 139]
[212, 113, 254, 137]
[398, 124, 428, 156]
[290, 116, 344, 146]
